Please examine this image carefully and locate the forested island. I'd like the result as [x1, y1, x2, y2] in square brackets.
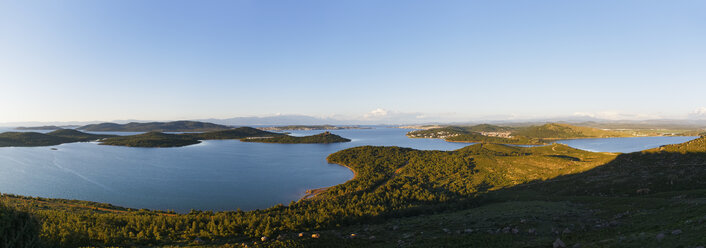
[97, 127, 283, 147]
[259, 125, 369, 131]
[78, 121, 231, 132]
[4, 135, 706, 247]
[242, 131, 351, 144]
[0, 129, 115, 147]
[407, 123, 687, 145]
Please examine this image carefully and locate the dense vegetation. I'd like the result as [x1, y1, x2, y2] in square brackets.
[3, 137, 706, 247]
[409, 123, 635, 144]
[0, 130, 115, 147]
[79, 121, 231, 132]
[0, 203, 41, 248]
[242, 132, 351, 144]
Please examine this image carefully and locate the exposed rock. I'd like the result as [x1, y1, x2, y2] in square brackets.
[563, 228, 572, 234]
[392, 225, 399, 231]
[528, 228, 536, 234]
[464, 229, 473, 233]
[512, 228, 519, 234]
[311, 233, 320, 239]
[260, 236, 268, 242]
[369, 235, 376, 240]
[671, 229, 682, 235]
[553, 238, 566, 248]
[349, 233, 357, 238]
[656, 233, 665, 241]
[298, 232, 305, 237]
[442, 228, 450, 233]
[502, 227, 511, 233]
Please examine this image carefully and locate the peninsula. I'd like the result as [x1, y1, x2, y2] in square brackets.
[407, 123, 677, 145]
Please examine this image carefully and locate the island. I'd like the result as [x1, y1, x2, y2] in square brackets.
[0, 129, 116, 147]
[241, 131, 351, 144]
[5, 136, 706, 247]
[97, 128, 351, 147]
[78, 121, 231, 132]
[259, 125, 370, 131]
[97, 127, 283, 147]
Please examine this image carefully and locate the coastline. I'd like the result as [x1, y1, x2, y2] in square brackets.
[299, 161, 358, 201]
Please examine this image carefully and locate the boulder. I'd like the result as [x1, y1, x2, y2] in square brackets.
[311, 233, 320, 239]
[671, 229, 682, 235]
[656, 233, 665, 241]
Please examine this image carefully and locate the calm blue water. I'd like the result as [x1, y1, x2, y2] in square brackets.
[0, 127, 698, 212]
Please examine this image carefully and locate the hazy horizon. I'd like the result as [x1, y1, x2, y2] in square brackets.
[2, 1, 705, 123]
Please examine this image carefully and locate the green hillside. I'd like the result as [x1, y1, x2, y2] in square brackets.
[242, 132, 351, 144]
[79, 121, 231, 132]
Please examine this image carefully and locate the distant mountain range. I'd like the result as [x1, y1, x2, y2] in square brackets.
[3, 115, 706, 129]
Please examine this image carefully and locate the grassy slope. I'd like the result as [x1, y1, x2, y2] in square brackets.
[242, 132, 351, 144]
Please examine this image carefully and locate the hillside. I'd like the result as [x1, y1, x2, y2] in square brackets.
[3, 137, 706, 247]
[0, 130, 115, 147]
[78, 121, 231, 132]
[242, 132, 352, 144]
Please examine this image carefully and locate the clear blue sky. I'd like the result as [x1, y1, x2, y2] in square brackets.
[1, 0, 705, 123]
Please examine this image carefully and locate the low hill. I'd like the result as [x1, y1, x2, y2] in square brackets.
[512, 123, 629, 139]
[242, 132, 352, 144]
[99, 132, 201, 148]
[78, 121, 231, 132]
[0, 130, 115, 147]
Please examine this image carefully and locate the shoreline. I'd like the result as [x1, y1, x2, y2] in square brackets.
[299, 161, 358, 201]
